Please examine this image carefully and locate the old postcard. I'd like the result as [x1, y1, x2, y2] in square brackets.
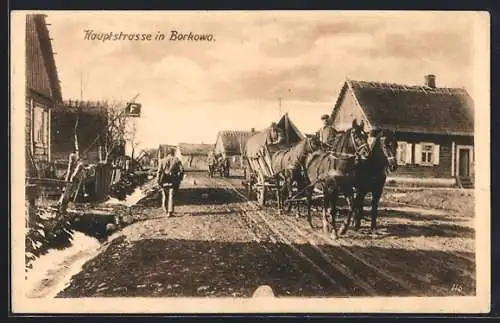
[11, 10, 490, 314]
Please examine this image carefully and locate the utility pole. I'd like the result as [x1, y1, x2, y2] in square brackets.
[278, 97, 282, 117]
[80, 73, 83, 100]
[80, 63, 84, 101]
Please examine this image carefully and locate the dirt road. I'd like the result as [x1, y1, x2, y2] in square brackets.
[56, 171, 475, 298]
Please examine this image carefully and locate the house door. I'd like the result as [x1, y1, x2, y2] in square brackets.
[458, 148, 470, 177]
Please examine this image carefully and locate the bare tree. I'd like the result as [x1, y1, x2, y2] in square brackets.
[124, 117, 140, 161]
[104, 100, 128, 162]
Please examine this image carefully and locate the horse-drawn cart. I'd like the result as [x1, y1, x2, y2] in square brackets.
[208, 153, 230, 178]
[243, 139, 280, 205]
[242, 114, 306, 206]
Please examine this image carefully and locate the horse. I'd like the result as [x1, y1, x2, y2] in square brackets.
[208, 153, 230, 178]
[268, 136, 321, 213]
[302, 120, 371, 238]
[352, 129, 398, 235]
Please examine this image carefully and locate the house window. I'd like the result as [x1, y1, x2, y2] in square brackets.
[33, 103, 49, 148]
[396, 141, 412, 165]
[421, 144, 434, 164]
[415, 142, 440, 166]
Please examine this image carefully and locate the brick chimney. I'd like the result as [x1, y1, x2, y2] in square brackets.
[424, 74, 436, 88]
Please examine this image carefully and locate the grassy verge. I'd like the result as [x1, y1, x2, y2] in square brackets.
[382, 187, 474, 216]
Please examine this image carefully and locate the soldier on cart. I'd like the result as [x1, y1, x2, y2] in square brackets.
[316, 114, 337, 150]
[267, 122, 285, 145]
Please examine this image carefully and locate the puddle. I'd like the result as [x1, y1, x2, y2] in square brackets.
[105, 186, 148, 207]
[25, 232, 101, 298]
[24, 180, 157, 298]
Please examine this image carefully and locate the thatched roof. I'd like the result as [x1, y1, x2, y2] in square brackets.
[332, 78, 474, 136]
[157, 144, 177, 158]
[177, 143, 214, 156]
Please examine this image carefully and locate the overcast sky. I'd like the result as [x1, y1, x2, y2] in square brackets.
[44, 11, 478, 150]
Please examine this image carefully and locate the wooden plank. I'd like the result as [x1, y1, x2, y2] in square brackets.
[285, 194, 324, 203]
[27, 177, 66, 186]
[67, 208, 113, 216]
[254, 183, 278, 188]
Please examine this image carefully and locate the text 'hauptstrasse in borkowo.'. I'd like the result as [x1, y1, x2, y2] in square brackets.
[83, 30, 216, 42]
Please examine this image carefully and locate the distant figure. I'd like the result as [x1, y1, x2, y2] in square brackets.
[157, 148, 184, 217]
[221, 152, 230, 173]
[316, 114, 337, 149]
[207, 151, 215, 165]
[267, 122, 285, 145]
[207, 151, 217, 176]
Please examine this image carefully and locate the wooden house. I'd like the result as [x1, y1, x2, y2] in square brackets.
[25, 14, 63, 178]
[214, 130, 255, 168]
[176, 143, 214, 171]
[330, 75, 475, 188]
[157, 144, 177, 159]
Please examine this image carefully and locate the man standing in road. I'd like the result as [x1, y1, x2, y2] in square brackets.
[157, 147, 184, 217]
[316, 114, 337, 150]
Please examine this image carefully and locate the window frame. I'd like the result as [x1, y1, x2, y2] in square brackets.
[396, 141, 409, 165]
[32, 102, 49, 149]
[419, 142, 436, 166]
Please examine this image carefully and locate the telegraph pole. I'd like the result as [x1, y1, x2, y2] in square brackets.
[80, 61, 84, 101]
[80, 72, 83, 100]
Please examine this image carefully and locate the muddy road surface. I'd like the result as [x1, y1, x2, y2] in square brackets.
[55, 171, 475, 298]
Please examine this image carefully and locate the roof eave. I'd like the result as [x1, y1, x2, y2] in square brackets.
[331, 81, 349, 120]
[34, 15, 63, 102]
[385, 127, 474, 137]
[345, 79, 373, 129]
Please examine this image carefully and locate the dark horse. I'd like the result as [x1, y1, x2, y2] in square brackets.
[301, 120, 371, 238]
[352, 129, 398, 235]
[268, 136, 321, 213]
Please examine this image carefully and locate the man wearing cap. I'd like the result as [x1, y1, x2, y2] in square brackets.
[368, 125, 383, 150]
[267, 122, 285, 145]
[157, 147, 184, 217]
[316, 114, 337, 149]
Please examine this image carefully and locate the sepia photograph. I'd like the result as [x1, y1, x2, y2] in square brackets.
[10, 10, 490, 313]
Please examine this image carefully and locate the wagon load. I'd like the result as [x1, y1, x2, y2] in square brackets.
[243, 113, 306, 205]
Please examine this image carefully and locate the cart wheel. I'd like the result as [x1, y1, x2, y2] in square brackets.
[247, 184, 253, 200]
[258, 186, 267, 206]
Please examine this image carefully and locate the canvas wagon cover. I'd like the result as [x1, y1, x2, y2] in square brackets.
[244, 113, 305, 158]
